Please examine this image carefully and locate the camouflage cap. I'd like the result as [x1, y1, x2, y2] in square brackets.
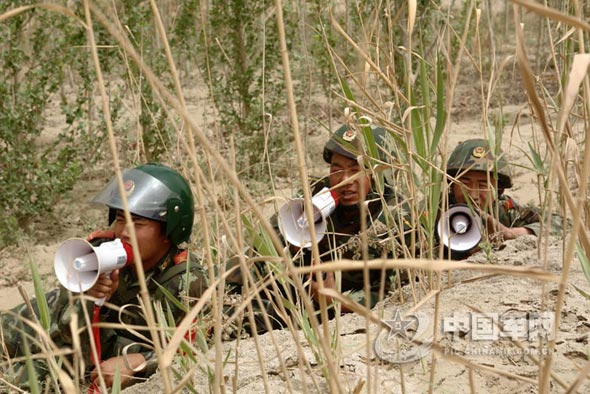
[447, 138, 512, 189]
[323, 124, 391, 163]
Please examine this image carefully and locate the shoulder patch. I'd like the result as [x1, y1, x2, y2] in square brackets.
[502, 198, 514, 211]
[174, 250, 188, 265]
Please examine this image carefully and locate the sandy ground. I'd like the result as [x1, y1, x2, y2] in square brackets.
[122, 236, 590, 394]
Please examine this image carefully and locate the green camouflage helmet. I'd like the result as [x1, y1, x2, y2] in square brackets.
[323, 124, 391, 163]
[92, 163, 195, 246]
[447, 138, 512, 189]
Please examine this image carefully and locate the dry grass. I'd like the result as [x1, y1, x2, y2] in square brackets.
[1, 0, 590, 393]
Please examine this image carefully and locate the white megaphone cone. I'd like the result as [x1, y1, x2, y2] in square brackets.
[278, 187, 339, 248]
[436, 204, 482, 254]
[54, 238, 134, 296]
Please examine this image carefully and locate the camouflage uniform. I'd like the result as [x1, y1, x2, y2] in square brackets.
[277, 176, 411, 308]
[0, 246, 207, 390]
[497, 195, 541, 236]
[228, 124, 412, 322]
[444, 139, 564, 259]
[1, 163, 208, 390]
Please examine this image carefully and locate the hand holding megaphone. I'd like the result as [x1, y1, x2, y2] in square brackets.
[436, 204, 483, 257]
[278, 187, 339, 248]
[54, 238, 134, 304]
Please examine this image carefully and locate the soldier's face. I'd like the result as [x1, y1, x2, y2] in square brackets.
[451, 170, 496, 210]
[329, 152, 371, 206]
[113, 210, 171, 271]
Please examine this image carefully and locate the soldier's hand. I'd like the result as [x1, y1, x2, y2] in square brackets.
[86, 270, 120, 302]
[90, 353, 146, 388]
[85, 230, 116, 242]
[307, 260, 336, 302]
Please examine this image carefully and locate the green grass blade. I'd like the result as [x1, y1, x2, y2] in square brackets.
[153, 281, 189, 313]
[111, 363, 121, 393]
[28, 255, 50, 331]
[431, 54, 446, 154]
[22, 328, 40, 394]
[527, 142, 546, 175]
[573, 285, 590, 300]
[338, 75, 355, 102]
[242, 214, 279, 258]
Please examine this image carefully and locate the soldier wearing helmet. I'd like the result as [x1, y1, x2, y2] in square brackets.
[224, 124, 411, 335]
[1, 163, 208, 390]
[259, 124, 410, 314]
[445, 139, 543, 257]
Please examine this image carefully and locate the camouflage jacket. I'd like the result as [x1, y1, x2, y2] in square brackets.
[271, 177, 412, 295]
[1, 245, 207, 389]
[496, 195, 563, 237]
[497, 195, 541, 235]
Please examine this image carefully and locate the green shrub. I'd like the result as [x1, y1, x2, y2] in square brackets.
[0, 3, 98, 246]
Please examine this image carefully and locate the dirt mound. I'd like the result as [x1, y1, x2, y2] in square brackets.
[122, 236, 589, 393]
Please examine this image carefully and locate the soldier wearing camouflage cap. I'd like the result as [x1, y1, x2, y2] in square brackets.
[258, 124, 410, 315]
[1, 163, 208, 391]
[300, 124, 411, 311]
[224, 124, 412, 335]
[445, 139, 554, 258]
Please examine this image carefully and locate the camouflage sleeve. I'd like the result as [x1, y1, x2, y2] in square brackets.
[500, 197, 541, 235]
[130, 256, 209, 380]
[524, 213, 567, 237]
[0, 286, 96, 388]
[501, 196, 565, 237]
[523, 222, 541, 237]
[135, 350, 158, 381]
[3, 286, 97, 355]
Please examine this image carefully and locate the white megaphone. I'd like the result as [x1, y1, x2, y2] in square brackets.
[278, 187, 339, 248]
[436, 204, 482, 255]
[54, 238, 134, 295]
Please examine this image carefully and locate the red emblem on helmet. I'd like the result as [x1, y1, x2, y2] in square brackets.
[124, 180, 135, 196]
[472, 146, 485, 158]
[343, 129, 356, 142]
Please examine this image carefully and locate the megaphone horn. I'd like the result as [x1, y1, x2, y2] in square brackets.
[278, 187, 339, 248]
[54, 238, 134, 294]
[436, 204, 482, 253]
